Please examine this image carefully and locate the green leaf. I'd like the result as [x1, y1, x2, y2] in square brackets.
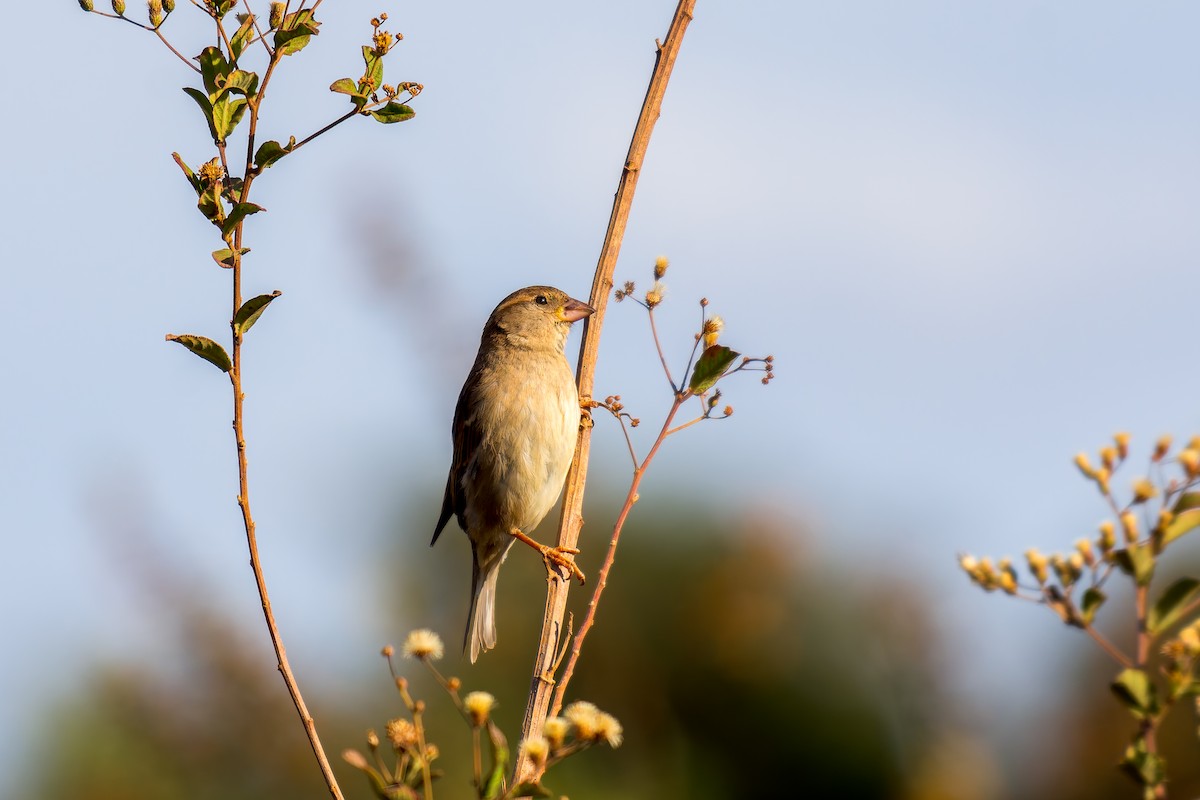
[508, 783, 552, 799]
[211, 247, 250, 269]
[197, 46, 231, 98]
[1111, 669, 1158, 720]
[222, 69, 260, 98]
[182, 87, 218, 141]
[1113, 544, 1156, 587]
[274, 9, 319, 56]
[172, 153, 202, 194]
[330, 77, 358, 95]
[165, 334, 231, 372]
[1081, 587, 1106, 625]
[253, 138, 294, 170]
[234, 291, 282, 335]
[210, 95, 248, 141]
[688, 345, 741, 394]
[361, 45, 384, 92]
[220, 202, 264, 237]
[229, 13, 255, 61]
[1163, 507, 1200, 548]
[370, 102, 415, 124]
[1147, 577, 1200, 635]
[1119, 738, 1166, 788]
[197, 184, 223, 225]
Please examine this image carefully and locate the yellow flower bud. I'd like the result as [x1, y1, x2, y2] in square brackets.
[653, 255, 669, 279]
[1120, 510, 1139, 544]
[1114, 431, 1131, 459]
[1098, 520, 1116, 552]
[1154, 434, 1172, 461]
[112, 0, 126, 14]
[1025, 548, 1049, 584]
[1074, 452, 1095, 478]
[1180, 448, 1200, 478]
[1132, 478, 1158, 504]
[1075, 538, 1095, 567]
[1100, 446, 1117, 471]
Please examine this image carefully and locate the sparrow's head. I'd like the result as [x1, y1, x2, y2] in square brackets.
[485, 286, 595, 350]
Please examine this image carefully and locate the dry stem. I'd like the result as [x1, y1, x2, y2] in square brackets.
[514, 0, 697, 786]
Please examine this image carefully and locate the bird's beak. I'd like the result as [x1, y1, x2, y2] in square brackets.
[560, 297, 596, 323]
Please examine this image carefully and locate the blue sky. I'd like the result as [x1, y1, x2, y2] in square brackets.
[3, 0, 1199, 785]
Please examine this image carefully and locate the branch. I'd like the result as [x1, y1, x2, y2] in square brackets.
[514, 0, 697, 786]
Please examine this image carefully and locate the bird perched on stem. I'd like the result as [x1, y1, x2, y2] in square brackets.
[434, 286, 594, 662]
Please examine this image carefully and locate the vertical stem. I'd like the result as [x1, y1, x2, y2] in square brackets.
[230, 236, 343, 800]
[514, 0, 697, 786]
[1133, 584, 1166, 799]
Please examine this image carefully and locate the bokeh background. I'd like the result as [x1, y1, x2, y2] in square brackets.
[4, 1, 1200, 797]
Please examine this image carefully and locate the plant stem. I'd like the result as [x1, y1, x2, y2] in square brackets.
[1134, 583, 1166, 799]
[514, 0, 696, 786]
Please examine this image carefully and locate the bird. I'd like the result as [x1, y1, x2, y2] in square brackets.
[433, 285, 595, 662]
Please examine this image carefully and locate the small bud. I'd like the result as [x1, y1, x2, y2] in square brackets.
[723, 405, 733, 416]
[1114, 432, 1131, 459]
[1094, 467, 1111, 495]
[997, 559, 1018, 595]
[1120, 510, 1139, 544]
[1098, 521, 1116, 552]
[1132, 478, 1158, 504]
[1154, 435, 1172, 461]
[78, 0, 94, 10]
[544, 717, 570, 750]
[653, 255, 669, 279]
[1025, 548, 1049, 584]
[463, 691, 496, 727]
[1190, 435, 1200, 452]
[424, 743, 439, 761]
[447, 677, 461, 692]
[1100, 446, 1117, 471]
[381, 645, 394, 658]
[402, 628, 444, 660]
[112, 0, 126, 14]
[1075, 538, 1096, 567]
[1067, 552, 1085, 579]
[366, 729, 380, 749]
[1157, 507, 1174, 533]
[269, 1, 285, 28]
[1074, 452, 1095, 478]
[1180, 626, 1200, 656]
[519, 735, 550, 768]
[342, 749, 370, 770]
[958, 553, 979, 576]
[1180, 448, 1200, 478]
[700, 297, 709, 307]
[163, 0, 174, 11]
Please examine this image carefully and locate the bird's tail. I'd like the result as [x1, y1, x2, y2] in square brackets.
[465, 550, 504, 663]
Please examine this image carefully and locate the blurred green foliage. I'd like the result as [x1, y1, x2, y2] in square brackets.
[21, 496, 1197, 799]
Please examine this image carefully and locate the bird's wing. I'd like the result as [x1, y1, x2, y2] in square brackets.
[432, 375, 481, 545]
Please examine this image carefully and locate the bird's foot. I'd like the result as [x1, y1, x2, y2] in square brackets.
[509, 528, 586, 585]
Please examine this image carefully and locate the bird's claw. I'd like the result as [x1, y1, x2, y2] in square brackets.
[541, 545, 586, 585]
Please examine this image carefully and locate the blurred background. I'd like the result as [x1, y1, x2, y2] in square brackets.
[4, 1, 1200, 797]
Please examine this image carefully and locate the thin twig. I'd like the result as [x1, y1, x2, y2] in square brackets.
[549, 394, 688, 716]
[647, 309, 677, 391]
[514, 0, 697, 787]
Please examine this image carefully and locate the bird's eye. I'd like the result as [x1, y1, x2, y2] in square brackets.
[535, 295, 548, 305]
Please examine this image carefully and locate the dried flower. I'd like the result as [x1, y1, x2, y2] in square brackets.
[564, 701, 600, 741]
[1132, 478, 1158, 503]
[595, 712, 623, 747]
[543, 717, 570, 750]
[653, 255, 669, 279]
[366, 729, 380, 749]
[519, 735, 550, 768]
[198, 158, 224, 187]
[1120, 511, 1139, 544]
[268, 1, 284, 28]
[1154, 435, 1172, 461]
[702, 315, 724, 348]
[644, 281, 665, 309]
[463, 691, 495, 727]
[1025, 548, 1049, 585]
[385, 718, 418, 750]
[1114, 431, 1131, 459]
[402, 629, 444, 660]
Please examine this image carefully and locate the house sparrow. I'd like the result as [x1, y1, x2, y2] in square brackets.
[433, 286, 595, 662]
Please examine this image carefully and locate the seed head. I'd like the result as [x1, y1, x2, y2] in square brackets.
[702, 315, 724, 348]
[644, 281, 665, 309]
[385, 718, 418, 751]
[519, 735, 550, 768]
[402, 628, 444, 661]
[463, 691, 496, 727]
[268, 1, 284, 28]
[111, 0, 126, 15]
[653, 255, 669, 279]
[564, 701, 600, 741]
[595, 712, 623, 747]
[543, 717, 570, 750]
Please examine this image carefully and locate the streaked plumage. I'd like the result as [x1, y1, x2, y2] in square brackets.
[433, 286, 594, 662]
